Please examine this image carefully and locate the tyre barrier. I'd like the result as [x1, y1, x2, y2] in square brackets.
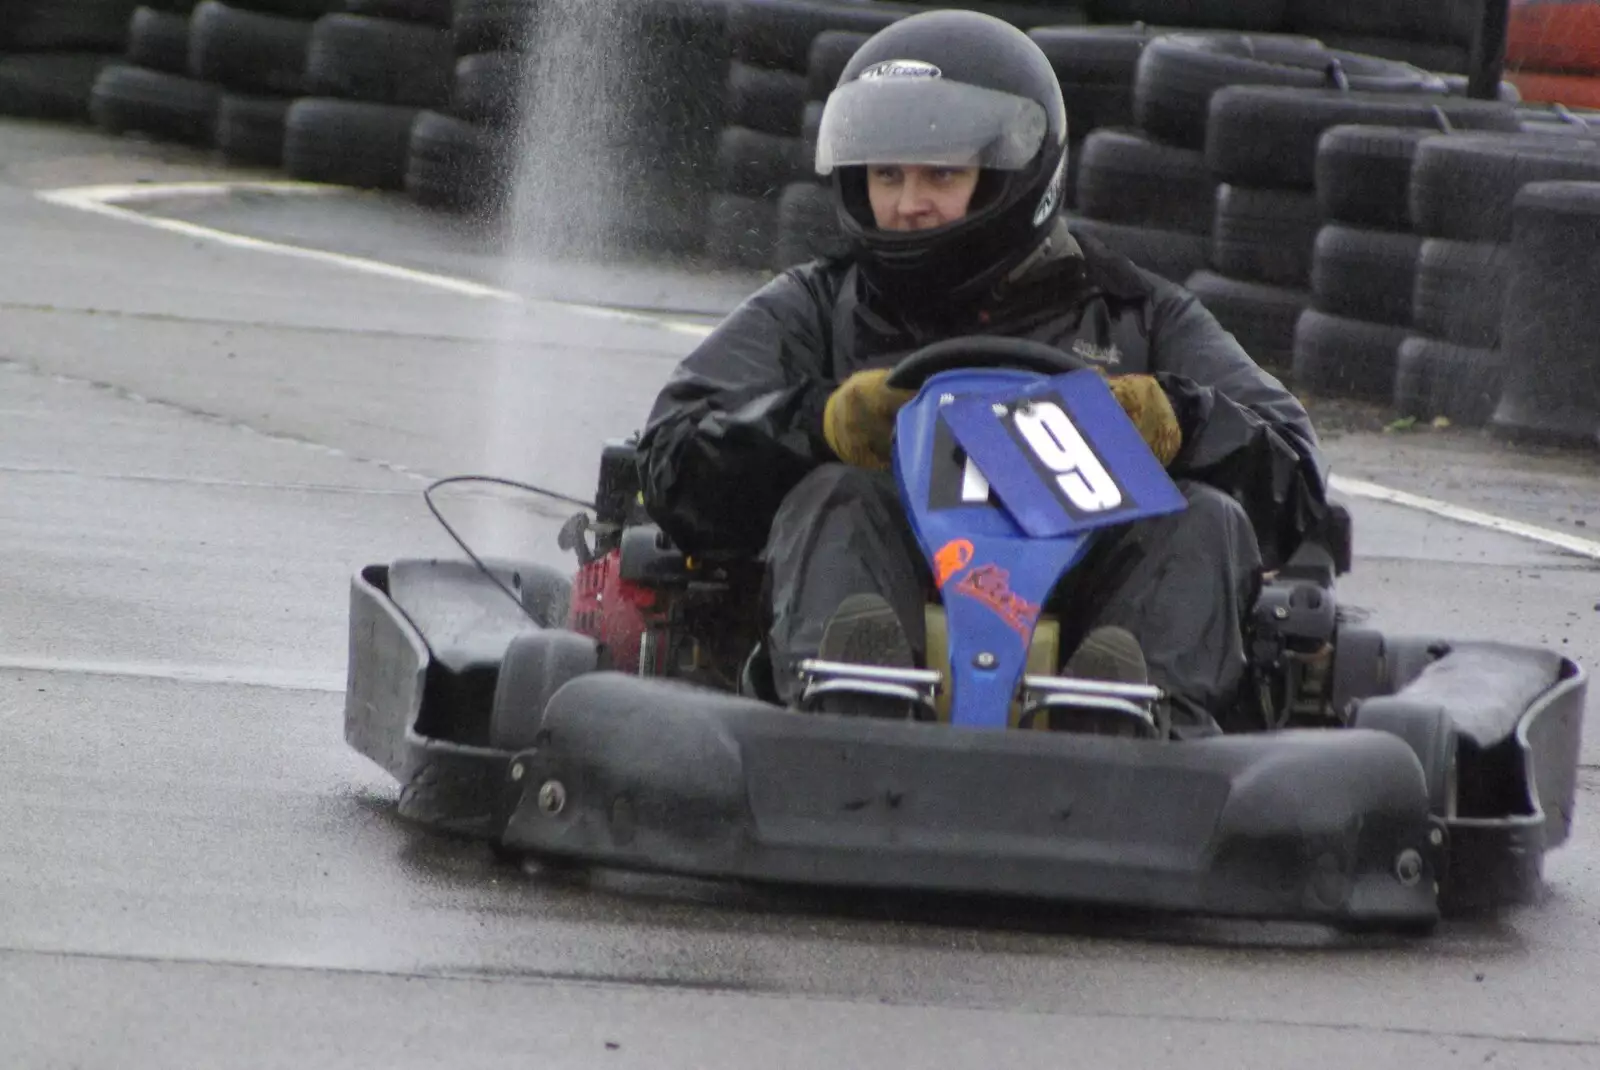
[10, 0, 1600, 443]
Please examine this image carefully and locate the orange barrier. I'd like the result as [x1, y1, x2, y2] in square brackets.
[1508, 0, 1600, 75]
[1506, 69, 1600, 106]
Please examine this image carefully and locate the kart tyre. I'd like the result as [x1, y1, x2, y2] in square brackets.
[1291, 309, 1415, 403]
[451, 50, 521, 126]
[1411, 133, 1600, 243]
[1352, 700, 1458, 819]
[304, 12, 453, 108]
[217, 91, 291, 166]
[188, 0, 314, 96]
[490, 630, 601, 753]
[514, 562, 574, 629]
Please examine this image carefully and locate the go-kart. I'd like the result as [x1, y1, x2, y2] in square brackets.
[343, 336, 1586, 934]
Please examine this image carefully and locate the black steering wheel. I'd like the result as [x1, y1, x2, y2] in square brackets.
[884, 335, 1092, 391]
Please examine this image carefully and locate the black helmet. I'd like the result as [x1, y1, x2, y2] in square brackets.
[815, 10, 1069, 312]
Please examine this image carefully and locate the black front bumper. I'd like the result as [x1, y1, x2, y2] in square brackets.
[500, 673, 1446, 931]
[343, 560, 1587, 931]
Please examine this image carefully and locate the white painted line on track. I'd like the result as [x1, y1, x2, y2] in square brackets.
[0, 656, 344, 692]
[1330, 474, 1600, 562]
[34, 181, 715, 339]
[37, 181, 1600, 566]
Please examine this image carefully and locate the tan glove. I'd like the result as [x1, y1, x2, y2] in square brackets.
[823, 367, 916, 470]
[1107, 374, 1183, 467]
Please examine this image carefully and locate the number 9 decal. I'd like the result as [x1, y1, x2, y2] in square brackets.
[1010, 402, 1123, 514]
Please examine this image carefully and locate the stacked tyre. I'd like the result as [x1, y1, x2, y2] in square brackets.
[1242, 87, 1521, 399]
[0, 0, 145, 123]
[1493, 179, 1600, 446]
[283, 1, 453, 191]
[1397, 133, 1600, 429]
[403, 0, 525, 213]
[708, 0, 903, 269]
[1151, 36, 1467, 376]
[766, 28, 867, 269]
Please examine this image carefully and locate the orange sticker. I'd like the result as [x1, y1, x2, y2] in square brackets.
[951, 563, 1041, 642]
[933, 538, 974, 587]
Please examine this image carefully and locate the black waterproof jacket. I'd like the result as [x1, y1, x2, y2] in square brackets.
[637, 223, 1330, 571]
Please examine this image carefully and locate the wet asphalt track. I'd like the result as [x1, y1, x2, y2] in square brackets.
[4, 120, 1600, 1068]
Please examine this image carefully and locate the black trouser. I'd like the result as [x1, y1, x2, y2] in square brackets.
[759, 463, 1264, 736]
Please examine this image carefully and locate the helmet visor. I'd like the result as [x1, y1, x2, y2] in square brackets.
[814, 76, 1049, 175]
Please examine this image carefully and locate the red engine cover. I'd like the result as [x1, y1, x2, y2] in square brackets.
[568, 550, 661, 674]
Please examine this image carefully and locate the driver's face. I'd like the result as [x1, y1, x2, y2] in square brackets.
[866, 163, 980, 231]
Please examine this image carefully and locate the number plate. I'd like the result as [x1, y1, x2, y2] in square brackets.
[938, 370, 1186, 539]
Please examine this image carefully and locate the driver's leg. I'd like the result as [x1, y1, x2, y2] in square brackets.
[1049, 480, 1263, 738]
[761, 463, 932, 707]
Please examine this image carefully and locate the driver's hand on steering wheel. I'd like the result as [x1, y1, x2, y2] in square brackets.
[1107, 373, 1183, 468]
[824, 367, 915, 470]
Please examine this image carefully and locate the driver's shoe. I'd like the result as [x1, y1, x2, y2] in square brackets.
[1052, 626, 1164, 738]
[810, 593, 925, 720]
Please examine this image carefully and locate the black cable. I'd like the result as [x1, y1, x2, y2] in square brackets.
[423, 475, 596, 625]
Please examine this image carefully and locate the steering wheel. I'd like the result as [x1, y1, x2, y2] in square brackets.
[884, 335, 1093, 391]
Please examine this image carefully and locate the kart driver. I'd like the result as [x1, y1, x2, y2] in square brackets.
[634, 10, 1331, 737]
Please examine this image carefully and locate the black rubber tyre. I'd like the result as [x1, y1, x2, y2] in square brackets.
[727, 60, 807, 137]
[0, 53, 118, 122]
[405, 114, 510, 212]
[282, 97, 420, 189]
[187, 0, 313, 96]
[1310, 224, 1422, 327]
[1351, 700, 1458, 820]
[0, 0, 144, 51]
[126, 6, 191, 75]
[89, 63, 221, 145]
[1211, 184, 1323, 288]
[1206, 85, 1517, 189]
[1493, 180, 1600, 446]
[1283, 0, 1478, 49]
[451, 0, 530, 54]
[1066, 215, 1210, 283]
[512, 562, 574, 629]
[729, 0, 901, 74]
[451, 50, 522, 126]
[1313, 32, 1469, 74]
[805, 29, 869, 100]
[1093, 0, 1285, 30]
[342, 0, 451, 25]
[1411, 132, 1600, 242]
[1134, 33, 1445, 150]
[716, 125, 808, 199]
[1393, 337, 1505, 427]
[488, 630, 601, 753]
[1412, 239, 1510, 349]
[1315, 124, 1435, 230]
[1029, 24, 1166, 136]
[773, 180, 843, 267]
[304, 12, 453, 108]
[1073, 127, 1217, 235]
[1292, 308, 1415, 402]
[216, 91, 290, 166]
[1182, 270, 1309, 372]
[707, 191, 779, 269]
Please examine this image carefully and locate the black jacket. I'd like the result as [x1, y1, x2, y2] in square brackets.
[637, 224, 1330, 571]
